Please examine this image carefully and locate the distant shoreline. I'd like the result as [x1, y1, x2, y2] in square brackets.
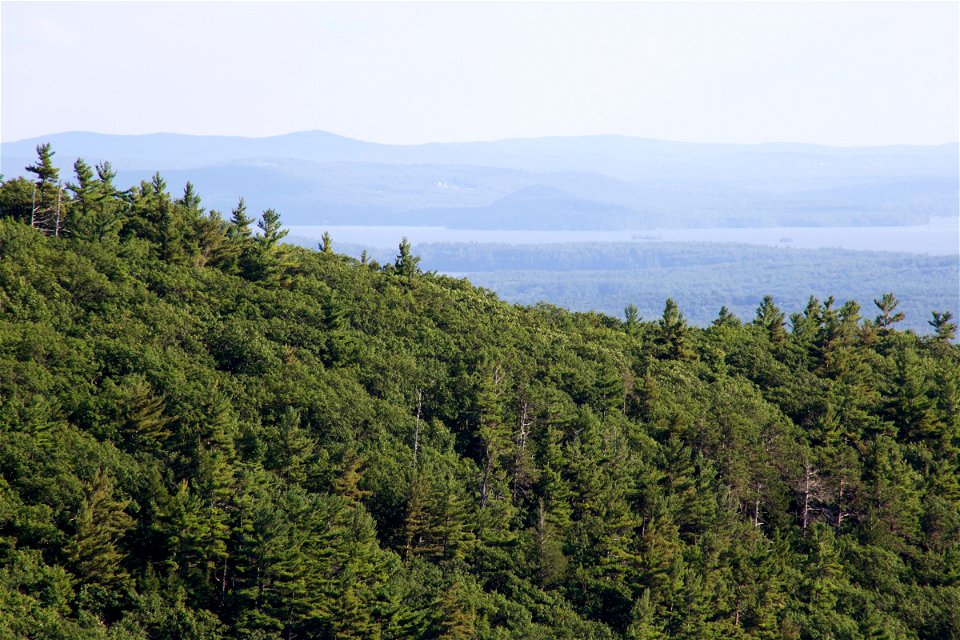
[287, 216, 960, 256]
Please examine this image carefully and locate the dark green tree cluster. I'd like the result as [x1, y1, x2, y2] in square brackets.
[0, 147, 958, 639]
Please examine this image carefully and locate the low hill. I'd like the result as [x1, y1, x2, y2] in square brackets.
[3, 131, 956, 227]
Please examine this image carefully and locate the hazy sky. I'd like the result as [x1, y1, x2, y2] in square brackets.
[2, 1, 958, 145]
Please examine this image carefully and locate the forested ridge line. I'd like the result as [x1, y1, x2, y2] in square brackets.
[1, 144, 959, 639]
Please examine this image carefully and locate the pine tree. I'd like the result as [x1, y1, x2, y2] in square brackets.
[335, 451, 372, 503]
[265, 407, 315, 486]
[216, 197, 254, 273]
[790, 295, 822, 356]
[25, 143, 64, 236]
[404, 473, 435, 559]
[532, 498, 568, 587]
[321, 230, 333, 254]
[256, 208, 288, 249]
[194, 210, 231, 268]
[163, 478, 230, 603]
[228, 197, 255, 239]
[67, 158, 96, 221]
[713, 305, 741, 328]
[862, 436, 922, 550]
[330, 578, 381, 640]
[433, 470, 476, 563]
[122, 378, 173, 452]
[437, 579, 477, 640]
[627, 589, 668, 639]
[248, 208, 288, 280]
[883, 347, 938, 445]
[177, 181, 204, 213]
[395, 236, 421, 276]
[874, 293, 905, 335]
[78, 161, 125, 242]
[928, 311, 957, 344]
[65, 468, 134, 588]
[625, 304, 641, 331]
[476, 362, 510, 510]
[657, 298, 693, 360]
[754, 295, 787, 343]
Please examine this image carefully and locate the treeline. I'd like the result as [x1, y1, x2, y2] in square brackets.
[283, 237, 958, 334]
[1, 145, 959, 639]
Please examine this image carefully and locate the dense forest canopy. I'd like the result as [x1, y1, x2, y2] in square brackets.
[1, 145, 958, 639]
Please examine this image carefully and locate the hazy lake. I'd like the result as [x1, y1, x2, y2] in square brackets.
[288, 216, 959, 255]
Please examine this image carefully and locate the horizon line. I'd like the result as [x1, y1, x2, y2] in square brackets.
[4, 129, 959, 150]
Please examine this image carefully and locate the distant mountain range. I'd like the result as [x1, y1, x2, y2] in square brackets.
[3, 131, 957, 228]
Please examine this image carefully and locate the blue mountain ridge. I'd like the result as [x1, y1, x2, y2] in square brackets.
[3, 131, 957, 228]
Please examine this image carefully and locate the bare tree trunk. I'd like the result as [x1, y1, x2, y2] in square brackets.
[54, 184, 62, 237]
[221, 555, 228, 605]
[536, 499, 548, 584]
[480, 454, 492, 508]
[753, 483, 763, 529]
[512, 399, 531, 500]
[836, 476, 848, 529]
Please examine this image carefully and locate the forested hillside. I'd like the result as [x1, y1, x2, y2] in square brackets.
[1, 146, 959, 639]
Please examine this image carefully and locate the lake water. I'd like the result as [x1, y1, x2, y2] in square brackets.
[288, 216, 959, 256]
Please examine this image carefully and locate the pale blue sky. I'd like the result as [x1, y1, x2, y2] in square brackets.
[2, 1, 958, 145]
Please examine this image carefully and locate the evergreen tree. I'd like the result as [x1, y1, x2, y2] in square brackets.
[624, 304, 641, 332]
[627, 589, 668, 639]
[218, 197, 254, 274]
[67, 158, 96, 221]
[874, 293, 905, 335]
[194, 210, 232, 268]
[265, 407, 315, 486]
[321, 230, 333, 254]
[121, 377, 173, 452]
[928, 311, 957, 344]
[75, 161, 126, 242]
[246, 208, 289, 280]
[657, 298, 693, 360]
[713, 305, 741, 328]
[256, 208, 287, 249]
[177, 181, 204, 212]
[754, 295, 787, 343]
[65, 468, 134, 589]
[437, 579, 477, 640]
[227, 197, 255, 239]
[395, 236, 421, 276]
[25, 143, 64, 236]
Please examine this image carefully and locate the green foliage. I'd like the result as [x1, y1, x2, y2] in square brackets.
[379, 241, 959, 335]
[65, 468, 135, 589]
[929, 310, 957, 344]
[874, 292, 906, 335]
[755, 295, 787, 343]
[395, 236, 421, 276]
[1, 151, 958, 638]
